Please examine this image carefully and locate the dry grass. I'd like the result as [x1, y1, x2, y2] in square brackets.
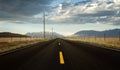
[67, 37, 120, 49]
[0, 37, 51, 53]
[0, 37, 42, 42]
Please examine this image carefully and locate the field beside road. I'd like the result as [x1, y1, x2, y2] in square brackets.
[67, 37, 120, 49]
[0, 37, 50, 53]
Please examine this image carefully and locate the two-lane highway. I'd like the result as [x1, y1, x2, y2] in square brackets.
[0, 38, 120, 70]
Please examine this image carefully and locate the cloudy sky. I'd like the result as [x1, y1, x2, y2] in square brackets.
[0, 0, 120, 36]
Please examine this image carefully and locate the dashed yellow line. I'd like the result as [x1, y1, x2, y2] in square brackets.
[58, 42, 61, 46]
[59, 51, 65, 64]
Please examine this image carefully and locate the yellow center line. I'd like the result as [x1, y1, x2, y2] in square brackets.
[58, 42, 61, 46]
[59, 51, 65, 64]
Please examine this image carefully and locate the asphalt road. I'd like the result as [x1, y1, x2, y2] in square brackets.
[0, 38, 120, 70]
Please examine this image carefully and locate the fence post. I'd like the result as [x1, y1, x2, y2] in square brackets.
[11, 36, 12, 42]
[95, 34, 96, 41]
[20, 36, 21, 41]
[104, 33, 106, 41]
[26, 37, 27, 41]
[118, 32, 120, 41]
[84, 32, 86, 41]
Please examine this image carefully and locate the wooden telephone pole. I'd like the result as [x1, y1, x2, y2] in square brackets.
[43, 12, 45, 39]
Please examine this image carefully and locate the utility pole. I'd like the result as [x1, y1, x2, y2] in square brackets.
[43, 11, 45, 39]
[52, 28, 53, 39]
[10, 32, 12, 42]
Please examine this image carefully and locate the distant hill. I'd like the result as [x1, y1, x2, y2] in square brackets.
[73, 29, 120, 37]
[0, 32, 28, 38]
[26, 32, 64, 38]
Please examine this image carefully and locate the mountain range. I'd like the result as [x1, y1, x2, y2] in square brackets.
[0, 29, 119, 38]
[73, 29, 120, 37]
[26, 32, 64, 38]
[0, 32, 28, 37]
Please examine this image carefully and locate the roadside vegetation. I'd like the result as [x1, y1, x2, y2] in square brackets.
[0, 37, 50, 53]
[67, 37, 120, 50]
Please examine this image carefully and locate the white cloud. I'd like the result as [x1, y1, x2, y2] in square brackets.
[58, 32, 73, 36]
[48, 0, 120, 25]
[114, 0, 120, 3]
[58, 4, 63, 14]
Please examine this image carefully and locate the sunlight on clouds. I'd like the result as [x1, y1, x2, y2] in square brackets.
[58, 4, 63, 13]
[114, 0, 120, 3]
[47, 0, 120, 25]
[59, 32, 74, 36]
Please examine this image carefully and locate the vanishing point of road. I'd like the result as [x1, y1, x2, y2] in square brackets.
[0, 38, 120, 70]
